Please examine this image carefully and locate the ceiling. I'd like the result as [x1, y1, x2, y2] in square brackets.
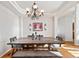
[16, 1, 64, 13]
[0, 1, 78, 16]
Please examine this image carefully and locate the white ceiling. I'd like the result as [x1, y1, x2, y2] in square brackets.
[16, 1, 64, 13]
[0, 1, 78, 16]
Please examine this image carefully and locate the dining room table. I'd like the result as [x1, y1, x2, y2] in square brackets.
[7, 37, 64, 57]
[7, 37, 64, 50]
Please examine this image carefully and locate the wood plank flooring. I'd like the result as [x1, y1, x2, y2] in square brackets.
[1, 42, 79, 58]
[58, 48, 74, 58]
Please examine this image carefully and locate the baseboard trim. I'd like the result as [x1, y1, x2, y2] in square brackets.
[64, 40, 79, 46]
[73, 44, 79, 47]
[0, 48, 12, 58]
[64, 41, 73, 43]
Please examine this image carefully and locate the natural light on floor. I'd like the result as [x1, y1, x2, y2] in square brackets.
[63, 46, 79, 58]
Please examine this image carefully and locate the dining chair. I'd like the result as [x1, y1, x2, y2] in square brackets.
[28, 35, 32, 37]
[9, 36, 23, 56]
[10, 38, 14, 42]
[50, 36, 64, 48]
[34, 35, 47, 50]
[22, 35, 34, 50]
[13, 36, 17, 40]
[56, 36, 63, 42]
[10, 37, 16, 56]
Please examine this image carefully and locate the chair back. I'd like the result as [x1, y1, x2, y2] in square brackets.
[56, 36, 63, 41]
[13, 36, 17, 40]
[37, 35, 43, 40]
[10, 36, 17, 42]
[28, 35, 32, 37]
[10, 38, 14, 42]
[40, 35, 43, 37]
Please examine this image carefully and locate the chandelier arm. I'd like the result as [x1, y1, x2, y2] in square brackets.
[26, 1, 44, 19]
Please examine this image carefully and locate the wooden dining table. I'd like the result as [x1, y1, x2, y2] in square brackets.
[7, 37, 64, 57]
[7, 37, 64, 50]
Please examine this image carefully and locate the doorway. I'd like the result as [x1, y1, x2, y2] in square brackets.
[72, 22, 75, 43]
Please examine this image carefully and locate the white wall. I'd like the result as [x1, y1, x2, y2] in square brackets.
[54, 16, 59, 38]
[57, 11, 75, 41]
[75, 3, 79, 45]
[20, 14, 54, 37]
[0, 5, 19, 56]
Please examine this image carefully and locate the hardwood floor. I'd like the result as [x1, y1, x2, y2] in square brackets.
[59, 48, 74, 58]
[61, 42, 79, 58]
[1, 42, 79, 58]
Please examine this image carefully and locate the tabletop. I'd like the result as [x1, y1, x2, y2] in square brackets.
[7, 37, 64, 45]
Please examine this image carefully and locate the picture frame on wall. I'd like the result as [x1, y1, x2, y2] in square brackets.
[33, 22, 43, 31]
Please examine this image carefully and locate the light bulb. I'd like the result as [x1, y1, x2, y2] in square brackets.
[41, 10, 44, 13]
[33, 5, 38, 9]
[26, 8, 30, 11]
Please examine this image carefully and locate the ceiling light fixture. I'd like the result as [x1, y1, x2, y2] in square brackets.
[26, 1, 44, 20]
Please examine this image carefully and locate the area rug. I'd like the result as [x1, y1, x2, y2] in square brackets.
[12, 50, 63, 58]
[50, 44, 63, 57]
[50, 51, 63, 57]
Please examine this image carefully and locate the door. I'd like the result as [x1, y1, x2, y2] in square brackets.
[72, 22, 75, 43]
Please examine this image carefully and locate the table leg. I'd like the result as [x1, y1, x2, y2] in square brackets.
[10, 44, 14, 56]
[48, 44, 51, 51]
[32, 44, 34, 50]
[59, 44, 61, 47]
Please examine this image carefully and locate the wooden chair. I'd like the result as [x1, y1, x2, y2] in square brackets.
[13, 36, 17, 40]
[10, 36, 17, 42]
[28, 35, 32, 37]
[50, 36, 64, 48]
[10, 36, 23, 56]
[23, 35, 34, 50]
[56, 36, 63, 42]
[34, 35, 47, 50]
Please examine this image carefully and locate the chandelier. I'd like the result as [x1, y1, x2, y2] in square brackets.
[26, 1, 44, 19]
